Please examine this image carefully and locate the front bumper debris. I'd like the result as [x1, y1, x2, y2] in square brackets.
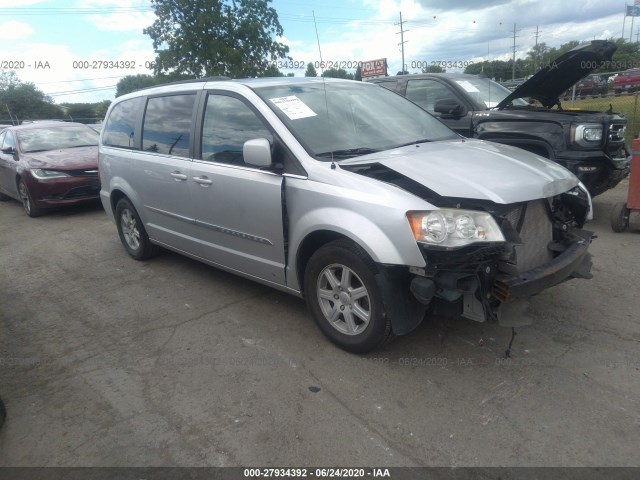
[492, 229, 593, 302]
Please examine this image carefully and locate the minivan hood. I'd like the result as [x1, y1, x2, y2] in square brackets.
[340, 139, 578, 204]
[497, 40, 617, 109]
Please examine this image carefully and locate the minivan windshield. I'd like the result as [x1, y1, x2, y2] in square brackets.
[254, 81, 459, 160]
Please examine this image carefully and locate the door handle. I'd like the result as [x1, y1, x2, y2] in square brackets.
[170, 171, 188, 181]
[193, 176, 213, 186]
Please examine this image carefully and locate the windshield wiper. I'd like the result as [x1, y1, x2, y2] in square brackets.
[393, 138, 432, 148]
[316, 147, 380, 160]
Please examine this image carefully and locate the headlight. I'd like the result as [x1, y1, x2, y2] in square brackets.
[572, 124, 603, 146]
[31, 169, 71, 180]
[407, 209, 505, 248]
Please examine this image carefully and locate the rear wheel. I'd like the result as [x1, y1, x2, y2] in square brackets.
[611, 202, 630, 233]
[115, 198, 160, 260]
[304, 239, 391, 353]
[18, 179, 43, 217]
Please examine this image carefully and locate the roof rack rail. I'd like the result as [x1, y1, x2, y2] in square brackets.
[135, 76, 231, 92]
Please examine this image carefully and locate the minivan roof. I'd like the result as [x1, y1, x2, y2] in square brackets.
[120, 76, 364, 99]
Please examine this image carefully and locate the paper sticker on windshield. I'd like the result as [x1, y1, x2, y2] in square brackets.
[455, 80, 480, 93]
[269, 96, 317, 120]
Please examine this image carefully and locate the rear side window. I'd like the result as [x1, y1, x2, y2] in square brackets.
[103, 97, 144, 149]
[142, 94, 196, 158]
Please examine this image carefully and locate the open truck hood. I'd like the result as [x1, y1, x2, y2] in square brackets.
[340, 139, 579, 204]
[497, 40, 617, 109]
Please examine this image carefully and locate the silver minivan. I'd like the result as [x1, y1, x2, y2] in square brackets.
[99, 77, 594, 353]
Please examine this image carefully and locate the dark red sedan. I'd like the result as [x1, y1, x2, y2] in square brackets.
[0, 122, 100, 217]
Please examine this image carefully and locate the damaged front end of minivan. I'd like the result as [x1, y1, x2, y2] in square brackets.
[342, 159, 593, 335]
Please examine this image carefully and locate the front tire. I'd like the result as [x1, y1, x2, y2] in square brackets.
[18, 179, 43, 217]
[115, 198, 160, 260]
[304, 239, 391, 353]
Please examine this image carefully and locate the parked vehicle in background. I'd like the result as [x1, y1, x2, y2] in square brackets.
[371, 40, 629, 197]
[499, 76, 531, 91]
[99, 76, 594, 353]
[613, 69, 640, 95]
[566, 74, 608, 98]
[0, 122, 100, 217]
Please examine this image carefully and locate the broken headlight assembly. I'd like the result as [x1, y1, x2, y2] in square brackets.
[406, 209, 505, 249]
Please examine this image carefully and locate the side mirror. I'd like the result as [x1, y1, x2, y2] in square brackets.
[434, 98, 464, 117]
[243, 138, 272, 168]
[1, 146, 15, 155]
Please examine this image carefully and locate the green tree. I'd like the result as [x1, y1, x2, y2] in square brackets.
[354, 64, 362, 81]
[0, 70, 20, 90]
[321, 68, 354, 80]
[305, 62, 317, 77]
[0, 83, 62, 121]
[526, 42, 550, 72]
[94, 100, 112, 119]
[261, 64, 284, 77]
[144, 0, 289, 78]
[115, 74, 158, 97]
[422, 64, 445, 73]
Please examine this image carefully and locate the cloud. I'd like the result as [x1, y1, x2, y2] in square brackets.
[76, 0, 155, 32]
[0, 21, 34, 40]
[0, 0, 46, 6]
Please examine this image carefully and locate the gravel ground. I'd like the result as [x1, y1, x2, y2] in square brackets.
[0, 179, 638, 467]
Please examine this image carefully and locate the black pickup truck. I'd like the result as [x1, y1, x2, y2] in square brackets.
[371, 41, 629, 197]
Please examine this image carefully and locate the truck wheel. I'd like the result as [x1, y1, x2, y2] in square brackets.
[304, 239, 391, 353]
[115, 198, 160, 260]
[611, 202, 630, 232]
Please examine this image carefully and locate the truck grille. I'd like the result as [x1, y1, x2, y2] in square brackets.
[608, 123, 626, 144]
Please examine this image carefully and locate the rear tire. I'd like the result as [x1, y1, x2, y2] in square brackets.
[115, 198, 160, 260]
[611, 202, 630, 233]
[303, 239, 391, 353]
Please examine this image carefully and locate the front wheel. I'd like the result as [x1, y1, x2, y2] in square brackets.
[304, 239, 391, 353]
[18, 179, 43, 217]
[115, 198, 160, 260]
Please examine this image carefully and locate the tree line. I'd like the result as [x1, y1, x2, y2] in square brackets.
[3, 0, 640, 119]
[1, 70, 110, 124]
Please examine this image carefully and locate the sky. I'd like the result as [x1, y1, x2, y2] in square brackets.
[0, 0, 632, 104]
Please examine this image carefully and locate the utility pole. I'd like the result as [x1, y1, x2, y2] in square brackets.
[636, 25, 639, 43]
[533, 25, 541, 71]
[396, 12, 408, 74]
[511, 23, 519, 80]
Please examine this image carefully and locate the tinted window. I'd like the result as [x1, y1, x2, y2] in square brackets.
[406, 79, 457, 113]
[201, 94, 272, 166]
[142, 94, 195, 157]
[103, 97, 144, 149]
